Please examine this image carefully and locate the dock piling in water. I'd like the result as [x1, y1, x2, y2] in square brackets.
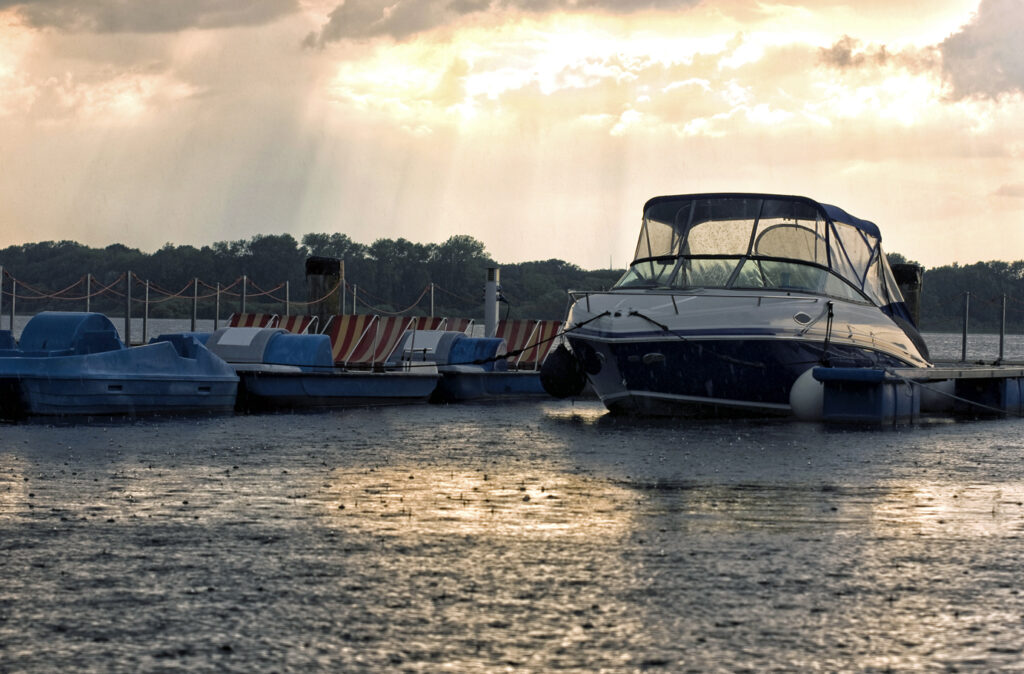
[485, 267, 499, 338]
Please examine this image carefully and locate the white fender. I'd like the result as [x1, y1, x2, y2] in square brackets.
[789, 368, 824, 421]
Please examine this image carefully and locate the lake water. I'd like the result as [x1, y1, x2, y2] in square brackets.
[3, 399, 1024, 672]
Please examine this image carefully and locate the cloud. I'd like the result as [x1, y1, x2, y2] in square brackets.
[1, 0, 299, 33]
[995, 183, 1024, 198]
[818, 34, 938, 76]
[820, 35, 890, 68]
[304, 0, 700, 46]
[940, 0, 1024, 99]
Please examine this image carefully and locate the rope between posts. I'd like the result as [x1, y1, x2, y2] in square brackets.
[287, 278, 343, 306]
[354, 285, 431, 316]
[244, 281, 286, 299]
[432, 283, 479, 306]
[6, 276, 85, 300]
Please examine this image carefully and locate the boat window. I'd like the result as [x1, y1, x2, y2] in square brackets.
[615, 257, 677, 288]
[683, 220, 754, 257]
[730, 259, 866, 301]
[633, 217, 677, 260]
[753, 222, 827, 265]
[829, 220, 876, 289]
[675, 258, 740, 288]
[624, 195, 900, 305]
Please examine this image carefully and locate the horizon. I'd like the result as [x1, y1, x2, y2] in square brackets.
[3, 228, 1019, 273]
[2, 1, 1023, 270]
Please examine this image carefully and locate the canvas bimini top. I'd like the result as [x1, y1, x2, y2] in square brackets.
[615, 192, 908, 316]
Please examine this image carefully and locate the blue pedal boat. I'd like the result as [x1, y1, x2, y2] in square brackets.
[197, 327, 440, 410]
[392, 330, 547, 402]
[0, 312, 238, 418]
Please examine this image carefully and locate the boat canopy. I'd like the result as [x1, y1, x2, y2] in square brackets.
[617, 193, 907, 312]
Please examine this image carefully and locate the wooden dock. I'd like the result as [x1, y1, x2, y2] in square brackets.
[812, 362, 1024, 424]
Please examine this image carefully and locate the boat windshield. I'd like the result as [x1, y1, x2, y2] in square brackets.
[614, 194, 903, 308]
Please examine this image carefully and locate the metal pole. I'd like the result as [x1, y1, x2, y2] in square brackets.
[215, 283, 220, 330]
[999, 294, 1007, 363]
[86, 273, 91, 313]
[960, 291, 970, 363]
[0, 266, 4, 331]
[191, 276, 198, 331]
[484, 267, 499, 338]
[143, 281, 150, 344]
[9, 278, 14, 335]
[241, 275, 247, 314]
[430, 282, 435, 317]
[125, 272, 132, 347]
[285, 280, 290, 316]
[353, 285, 358, 314]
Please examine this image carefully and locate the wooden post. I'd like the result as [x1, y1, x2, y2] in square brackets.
[485, 267, 499, 338]
[191, 277, 198, 332]
[125, 272, 132, 347]
[999, 294, 1007, 364]
[960, 291, 970, 363]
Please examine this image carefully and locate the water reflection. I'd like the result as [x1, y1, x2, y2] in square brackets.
[3, 403, 1024, 670]
[322, 455, 640, 541]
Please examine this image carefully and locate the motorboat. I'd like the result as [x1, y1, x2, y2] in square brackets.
[547, 193, 931, 416]
[0, 312, 238, 418]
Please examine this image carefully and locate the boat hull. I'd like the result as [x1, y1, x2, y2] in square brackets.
[236, 369, 440, 411]
[563, 288, 929, 417]
[0, 340, 238, 418]
[0, 375, 237, 417]
[431, 370, 546, 403]
[568, 333, 912, 416]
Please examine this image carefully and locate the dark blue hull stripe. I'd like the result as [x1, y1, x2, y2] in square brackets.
[568, 335, 914, 412]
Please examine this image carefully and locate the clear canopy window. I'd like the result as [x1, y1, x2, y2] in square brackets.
[615, 194, 903, 308]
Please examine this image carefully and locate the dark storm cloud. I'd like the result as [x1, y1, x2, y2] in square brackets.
[1, 0, 298, 33]
[303, 0, 701, 46]
[819, 35, 938, 74]
[819, 36, 890, 68]
[940, 0, 1024, 99]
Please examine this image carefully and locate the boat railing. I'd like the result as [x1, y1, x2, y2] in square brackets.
[569, 288, 1024, 365]
[568, 288, 824, 314]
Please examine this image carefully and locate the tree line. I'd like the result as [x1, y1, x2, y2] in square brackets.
[0, 234, 1019, 332]
[0, 234, 620, 321]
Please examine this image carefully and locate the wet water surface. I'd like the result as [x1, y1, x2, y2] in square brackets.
[3, 401, 1024, 672]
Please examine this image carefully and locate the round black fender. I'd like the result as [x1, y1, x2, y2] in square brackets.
[540, 344, 587, 398]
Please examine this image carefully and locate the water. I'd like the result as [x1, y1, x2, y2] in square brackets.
[3, 401, 1024, 672]
[924, 332, 1024, 363]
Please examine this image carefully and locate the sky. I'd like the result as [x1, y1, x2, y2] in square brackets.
[1, 0, 1023, 271]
